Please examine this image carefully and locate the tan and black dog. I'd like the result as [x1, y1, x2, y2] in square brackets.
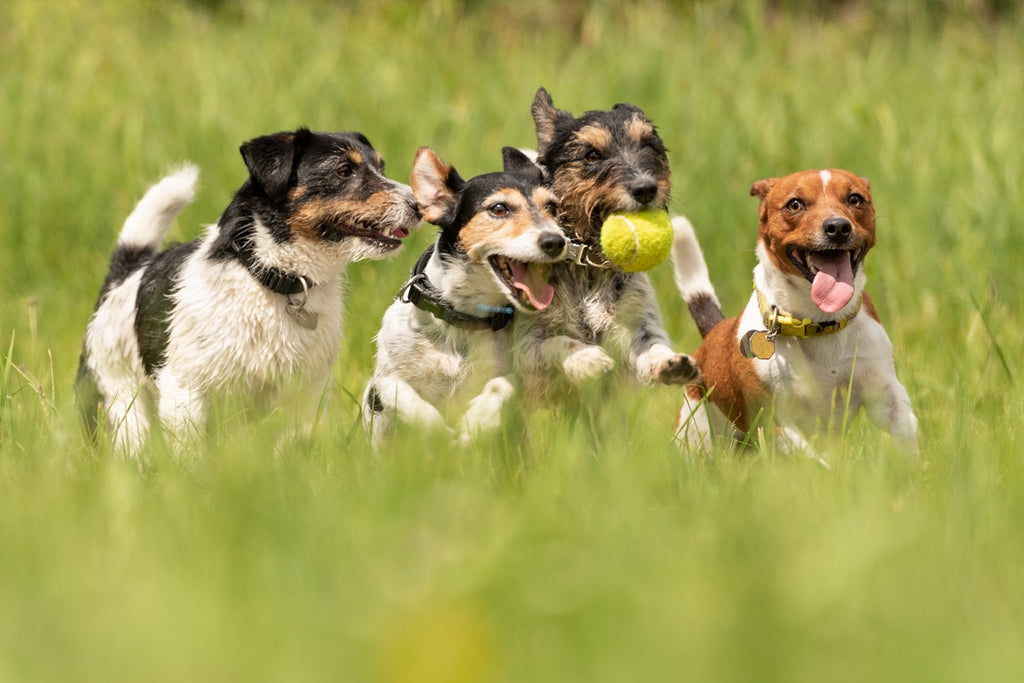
[672, 169, 918, 456]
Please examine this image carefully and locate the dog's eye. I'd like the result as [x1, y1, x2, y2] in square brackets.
[584, 149, 603, 163]
[545, 200, 559, 216]
[337, 163, 355, 178]
[785, 198, 805, 212]
[489, 203, 510, 217]
[848, 193, 865, 208]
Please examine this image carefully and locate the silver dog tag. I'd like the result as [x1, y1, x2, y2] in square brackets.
[740, 330, 775, 360]
[286, 296, 319, 330]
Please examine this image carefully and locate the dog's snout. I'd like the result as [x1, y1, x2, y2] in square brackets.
[630, 181, 658, 205]
[538, 231, 567, 257]
[823, 217, 852, 241]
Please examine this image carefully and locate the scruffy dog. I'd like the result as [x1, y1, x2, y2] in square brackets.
[672, 169, 919, 455]
[76, 129, 419, 456]
[363, 146, 566, 445]
[513, 88, 698, 400]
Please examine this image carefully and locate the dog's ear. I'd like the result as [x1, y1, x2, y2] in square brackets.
[531, 87, 573, 155]
[502, 146, 544, 182]
[240, 129, 310, 201]
[612, 102, 645, 117]
[750, 177, 778, 201]
[410, 147, 462, 225]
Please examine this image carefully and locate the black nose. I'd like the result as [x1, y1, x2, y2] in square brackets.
[630, 181, 658, 205]
[538, 231, 566, 257]
[823, 217, 852, 241]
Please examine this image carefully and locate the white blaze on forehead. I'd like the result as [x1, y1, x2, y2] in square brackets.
[819, 170, 833, 208]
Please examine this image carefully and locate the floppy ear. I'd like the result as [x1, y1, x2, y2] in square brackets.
[750, 177, 778, 201]
[531, 87, 572, 155]
[410, 147, 462, 225]
[239, 128, 310, 201]
[502, 146, 543, 182]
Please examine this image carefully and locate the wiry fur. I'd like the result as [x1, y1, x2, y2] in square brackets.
[76, 129, 419, 457]
[672, 169, 919, 457]
[364, 147, 567, 446]
[513, 88, 698, 400]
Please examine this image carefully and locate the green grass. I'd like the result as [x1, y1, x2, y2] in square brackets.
[3, 0, 1024, 680]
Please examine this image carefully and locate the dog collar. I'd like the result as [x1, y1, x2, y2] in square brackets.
[755, 286, 860, 338]
[228, 240, 314, 296]
[564, 239, 614, 269]
[228, 240, 319, 329]
[398, 245, 514, 332]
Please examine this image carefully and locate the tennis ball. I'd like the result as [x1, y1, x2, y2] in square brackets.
[599, 209, 673, 272]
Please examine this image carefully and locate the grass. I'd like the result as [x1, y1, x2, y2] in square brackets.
[2, 0, 1024, 680]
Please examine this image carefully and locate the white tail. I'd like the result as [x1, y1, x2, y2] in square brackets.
[671, 215, 725, 338]
[117, 164, 199, 250]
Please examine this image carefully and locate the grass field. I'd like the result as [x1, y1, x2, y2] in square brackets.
[3, 0, 1024, 681]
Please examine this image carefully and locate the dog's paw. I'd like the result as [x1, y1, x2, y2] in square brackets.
[655, 353, 700, 385]
[563, 345, 615, 385]
[458, 377, 516, 444]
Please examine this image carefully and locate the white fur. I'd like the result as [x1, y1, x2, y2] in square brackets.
[365, 227, 565, 447]
[673, 223, 919, 457]
[82, 165, 416, 457]
[671, 215, 721, 312]
[117, 165, 198, 249]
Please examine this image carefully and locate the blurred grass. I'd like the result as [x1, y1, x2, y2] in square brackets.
[3, 0, 1024, 681]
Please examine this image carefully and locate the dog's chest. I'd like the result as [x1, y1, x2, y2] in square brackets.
[544, 267, 628, 340]
[167, 264, 343, 385]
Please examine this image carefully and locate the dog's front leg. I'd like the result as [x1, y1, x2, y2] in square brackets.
[155, 372, 206, 455]
[536, 335, 615, 385]
[619, 276, 699, 385]
[369, 375, 451, 436]
[862, 373, 920, 454]
[458, 375, 516, 444]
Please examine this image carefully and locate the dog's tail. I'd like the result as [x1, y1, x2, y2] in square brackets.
[672, 215, 725, 339]
[117, 164, 199, 253]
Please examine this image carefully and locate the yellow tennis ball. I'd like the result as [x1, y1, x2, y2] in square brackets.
[599, 209, 673, 272]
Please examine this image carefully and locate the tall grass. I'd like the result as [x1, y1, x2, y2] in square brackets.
[2, 1, 1024, 681]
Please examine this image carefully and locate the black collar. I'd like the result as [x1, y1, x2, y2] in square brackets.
[228, 239, 314, 296]
[398, 244, 514, 332]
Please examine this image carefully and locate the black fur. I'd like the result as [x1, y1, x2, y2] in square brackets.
[435, 147, 550, 256]
[134, 242, 200, 376]
[98, 245, 157, 299]
[210, 128, 404, 258]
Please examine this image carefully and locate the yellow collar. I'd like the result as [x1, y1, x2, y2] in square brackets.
[755, 286, 860, 338]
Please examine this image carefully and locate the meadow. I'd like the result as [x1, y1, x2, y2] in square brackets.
[2, 0, 1024, 680]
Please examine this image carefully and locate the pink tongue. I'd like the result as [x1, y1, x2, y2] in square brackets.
[509, 261, 555, 310]
[809, 252, 855, 314]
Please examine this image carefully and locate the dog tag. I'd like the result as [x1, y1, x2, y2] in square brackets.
[740, 330, 775, 360]
[286, 297, 319, 330]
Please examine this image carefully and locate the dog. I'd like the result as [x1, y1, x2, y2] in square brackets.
[76, 128, 420, 456]
[671, 169, 919, 456]
[363, 146, 567, 445]
[511, 88, 698, 400]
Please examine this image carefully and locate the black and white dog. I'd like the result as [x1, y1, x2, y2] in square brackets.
[362, 146, 566, 446]
[76, 128, 420, 456]
[512, 88, 698, 401]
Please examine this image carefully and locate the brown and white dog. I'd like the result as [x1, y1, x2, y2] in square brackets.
[672, 169, 918, 456]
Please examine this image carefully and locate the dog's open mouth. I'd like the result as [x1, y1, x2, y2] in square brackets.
[322, 220, 410, 250]
[488, 255, 555, 311]
[787, 247, 866, 314]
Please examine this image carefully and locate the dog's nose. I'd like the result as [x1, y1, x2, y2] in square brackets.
[630, 181, 658, 205]
[823, 217, 852, 241]
[538, 231, 567, 257]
